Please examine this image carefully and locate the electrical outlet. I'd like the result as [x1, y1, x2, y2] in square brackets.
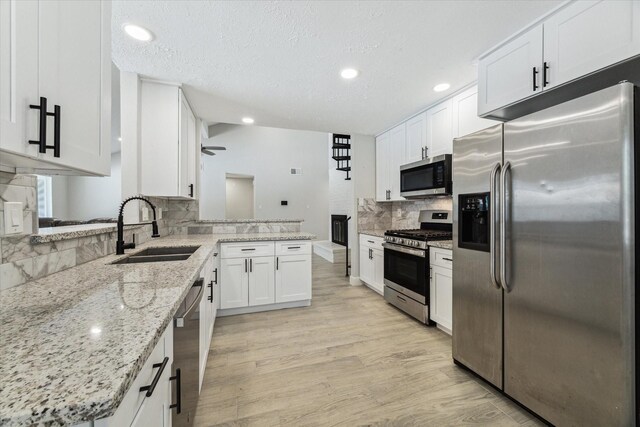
[4, 202, 24, 235]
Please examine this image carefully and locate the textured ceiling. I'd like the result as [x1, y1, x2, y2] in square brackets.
[112, 1, 561, 135]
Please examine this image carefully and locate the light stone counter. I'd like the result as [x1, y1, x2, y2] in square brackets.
[428, 240, 453, 250]
[358, 229, 386, 238]
[0, 232, 314, 426]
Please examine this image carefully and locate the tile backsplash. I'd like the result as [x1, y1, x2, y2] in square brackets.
[357, 197, 453, 232]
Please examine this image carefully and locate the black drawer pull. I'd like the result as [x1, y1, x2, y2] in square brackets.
[442, 257, 453, 262]
[170, 368, 181, 414]
[208, 281, 214, 302]
[287, 246, 301, 249]
[241, 248, 256, 251]
[367, 240, 375, 244]
[140, 356, 169, 397]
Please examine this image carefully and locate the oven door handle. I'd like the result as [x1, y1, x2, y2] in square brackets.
[382, 242, 426, 258]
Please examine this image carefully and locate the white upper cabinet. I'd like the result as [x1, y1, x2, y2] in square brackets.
[375, 132, 390, 201]
[451, 86, 498, 138]
[426, 99, 453, 158]
[389, 123, 406, 201]
[477, 25, 543, 116]
[405, 112, 427, 164]
[0, 0, 110, 176]
[543, 0, 640, 89]
[140, 82, 198, 198]
[478, 0, 640, 117]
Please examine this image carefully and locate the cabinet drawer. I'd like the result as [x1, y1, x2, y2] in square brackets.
[430, 248, 453, 269]
[359, 234, 384, 250]
[276, 241, 311, 256]
[221, 241, 275, 258]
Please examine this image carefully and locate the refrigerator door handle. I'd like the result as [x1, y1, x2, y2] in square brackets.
[489, 162, 502, 289]
[500, 161, 511, 292]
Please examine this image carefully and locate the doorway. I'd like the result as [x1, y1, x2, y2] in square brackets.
[225, 174, 255, 219]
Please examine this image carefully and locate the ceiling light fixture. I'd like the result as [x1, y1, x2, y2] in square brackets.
[341, 68, 359, 79]
[118, 137, 122, 142]
[122, 23, 154, 42]
[242, 117, 254, 124]
[433, 83, 450, 92]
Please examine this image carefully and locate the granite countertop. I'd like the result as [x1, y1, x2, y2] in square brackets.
[359, 229, 386, 238]
[194, 218, 304, 224]
[31, 223, 147, 244]
[428, 240, 453, 250]
[0, 232, 314, 426]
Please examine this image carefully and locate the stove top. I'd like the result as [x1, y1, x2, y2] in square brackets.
[385, 229, 453, 240]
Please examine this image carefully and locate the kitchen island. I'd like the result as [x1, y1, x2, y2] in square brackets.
[0, 232, 314, 426]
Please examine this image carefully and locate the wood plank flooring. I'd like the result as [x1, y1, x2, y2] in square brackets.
[194, 255, 542, 426]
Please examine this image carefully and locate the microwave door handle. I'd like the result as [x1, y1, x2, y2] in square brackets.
[500, 162, 511, 292]
[489, 162, 501, 289]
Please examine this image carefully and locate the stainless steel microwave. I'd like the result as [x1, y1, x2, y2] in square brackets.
[400, 154, 452, 198]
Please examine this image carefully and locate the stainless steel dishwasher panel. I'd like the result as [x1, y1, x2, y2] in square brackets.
[172, 279, 204, 427]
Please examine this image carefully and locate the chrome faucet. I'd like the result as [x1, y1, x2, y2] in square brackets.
[116, 196, 160, 255]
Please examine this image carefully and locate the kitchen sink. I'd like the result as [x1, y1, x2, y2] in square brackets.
[111, 246, 200, 265]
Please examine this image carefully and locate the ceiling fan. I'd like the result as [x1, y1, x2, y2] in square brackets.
[201, 144, 226, 156]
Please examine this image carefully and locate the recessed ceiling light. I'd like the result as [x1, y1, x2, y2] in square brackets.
[117, 137, 122, 142]
[341, 68, 359, 79]
[122, 23, 154, 42]
[433, 83, 450, 92]
[242, 117, 254, 124]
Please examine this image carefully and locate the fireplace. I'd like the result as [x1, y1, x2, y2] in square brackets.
[331, 214, 348, 247]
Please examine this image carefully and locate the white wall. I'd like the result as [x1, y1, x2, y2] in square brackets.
[225, 177, 254, 219]
[350, 133, 376, 279]
[200, 124, 330, 239]
[51, 153, 122, 220]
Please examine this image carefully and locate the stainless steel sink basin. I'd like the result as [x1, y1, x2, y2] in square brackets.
[111, 246, 200, 265]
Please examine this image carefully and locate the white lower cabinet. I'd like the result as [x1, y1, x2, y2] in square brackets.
[219, 241, 312, 314]
[95, 325, 174, 427]
[429, 248, 453, 334]
[275, 254, 312, 302]
[359, 234, 384, 294]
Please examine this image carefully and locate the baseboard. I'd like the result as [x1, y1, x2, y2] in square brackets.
[218, 300, 311, 316]
[364, 282, 383, 295]
[436, 323, 452, 336]
[349, 276, 362, 286]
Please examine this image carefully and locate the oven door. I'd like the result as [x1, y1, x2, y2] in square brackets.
[400, 154, 452, 198]
[383, 242, 428, 304]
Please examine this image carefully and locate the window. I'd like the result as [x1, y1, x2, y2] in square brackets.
[37, 175, 52, 218]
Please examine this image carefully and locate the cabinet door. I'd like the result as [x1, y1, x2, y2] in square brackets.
[477, 24, 543, 116]
[248, 256, 275, 306]
[0, 0, 39, 157]
[543, 0, 640, 89]
[389, 123, 406, 201]
[359, 247, 373, 285]
[275, 254, 312, 303]
[430, 265, 452, 332]
[451, 86, 498, 139]
[220, 258, 248, 309]
[179, 91, 196, 198]
[375, 132, 390, 201]
[372, 248, 384, 293]
[38, 0, 110, 175]
[426, 99, 453, 157]
[405, 113, 426, 164]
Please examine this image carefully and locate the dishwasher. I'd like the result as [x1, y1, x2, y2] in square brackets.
[172, 278, 204, 427]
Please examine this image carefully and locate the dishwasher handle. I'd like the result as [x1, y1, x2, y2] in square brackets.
[174, 279, 204, 327]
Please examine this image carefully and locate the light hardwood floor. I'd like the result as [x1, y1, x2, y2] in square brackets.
[194, 255, 543, 426]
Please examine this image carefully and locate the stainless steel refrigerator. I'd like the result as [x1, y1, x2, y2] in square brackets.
[452, 82, 637, 426]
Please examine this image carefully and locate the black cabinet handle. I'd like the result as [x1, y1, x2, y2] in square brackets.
[139, 356, 169, 397]
[29, 97, 61, 157]
[189, 183, 194, 197]
[244, 259, 247, 273]
[29, 97, 47, 153]
[287, 246, 301, 249]
[170, 368, 181, 414]
[213, 268, 218, 284]
[250, 258, 253, 273]
[532, 67, 539, 91]
[543, 62, 549, 87]
[276, 256, 279, 270]
[442, 257, 453, 262]
[208, 281, 213, 302]
[241, 248, 256, 251]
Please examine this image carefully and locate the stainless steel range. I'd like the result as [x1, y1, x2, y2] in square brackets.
[383, 210, 452, 324]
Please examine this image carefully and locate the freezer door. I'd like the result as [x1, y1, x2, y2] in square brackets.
[502, 83, 635, 426]
[452, 124, 504, 388]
